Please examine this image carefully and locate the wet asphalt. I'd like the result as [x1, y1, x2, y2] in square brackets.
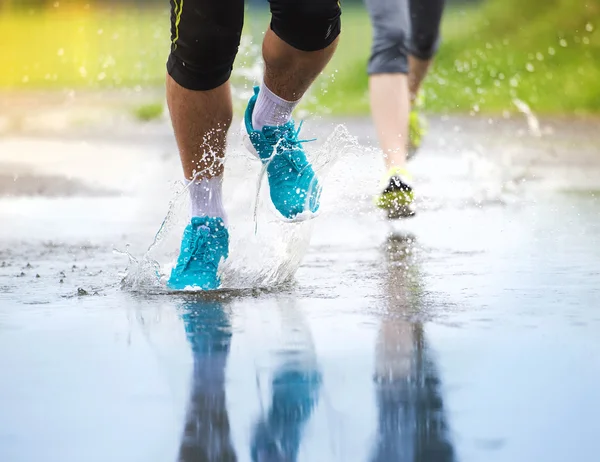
[1, 114, 599, 462]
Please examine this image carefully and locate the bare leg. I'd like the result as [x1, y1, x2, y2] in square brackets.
[261, 28, 338, 102]
[369, 73, 411, 170]
[166, 75, 232, 180]
[408, 55, 433, 103]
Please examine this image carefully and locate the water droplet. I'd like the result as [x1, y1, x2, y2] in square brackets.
[586, 23, 593, 32]
[526, 63, 535, 72]
[536, 52, 544, 61]
[548, 47, 556, 55]
[57, 48, 64, 56]
[559, 39, 568, 47]
[583, 37, 590, 45]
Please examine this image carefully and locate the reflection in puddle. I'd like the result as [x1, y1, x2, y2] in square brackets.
[172, 233, 456, 461]
[370, 234, 455, 462]
[176, 298, 321, 462]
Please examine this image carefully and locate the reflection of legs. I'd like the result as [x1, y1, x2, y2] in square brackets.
[178, 301, 237, 462]
[251, 367, 321, 462]
[370, 236, 455, 462]
[371, 325, 455, 462]
[251, 304, 321, 462]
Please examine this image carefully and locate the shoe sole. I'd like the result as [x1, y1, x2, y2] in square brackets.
[376, 190, 416, 220]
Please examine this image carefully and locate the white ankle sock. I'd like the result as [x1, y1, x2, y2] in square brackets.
[252, 81, 300, 131]
[187, 176, 227, 225]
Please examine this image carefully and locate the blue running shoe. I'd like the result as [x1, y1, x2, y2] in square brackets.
[167, 217, 229, 291]
[243, 86, 321, 220]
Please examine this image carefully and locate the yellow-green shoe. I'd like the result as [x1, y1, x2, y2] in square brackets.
[375, 167, 415, 219]
[407, 109, 427, 160]
[407, 92, 427, 160]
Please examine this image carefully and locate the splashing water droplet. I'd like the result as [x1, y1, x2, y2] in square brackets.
[512, 98, 541, 137]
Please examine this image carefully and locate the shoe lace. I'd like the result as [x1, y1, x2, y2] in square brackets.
[283, 120, 317, 145]
[264, 121, 317, 171]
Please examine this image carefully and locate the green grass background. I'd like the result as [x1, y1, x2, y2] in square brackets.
[0, 0, 597, 115]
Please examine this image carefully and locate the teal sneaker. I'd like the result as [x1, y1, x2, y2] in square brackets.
[167, 216, 229, 291]
[242, 86, 321, 220]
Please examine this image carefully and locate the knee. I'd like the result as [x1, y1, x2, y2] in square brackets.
[373, 22, 405, 52]
[368, 26, 409, 75]
[410, 31, 441, 60]
[167, 4, 243, 91]
[270, 0, 341, 52]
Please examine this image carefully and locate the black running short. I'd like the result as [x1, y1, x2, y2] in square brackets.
[167, 0, 342, 91]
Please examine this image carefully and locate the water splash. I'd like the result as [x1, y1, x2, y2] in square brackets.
[121, 124, 359, 293]
[513, 98, 542, 137]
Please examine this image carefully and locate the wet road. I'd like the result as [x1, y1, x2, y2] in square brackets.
[1, 114, 599, 462]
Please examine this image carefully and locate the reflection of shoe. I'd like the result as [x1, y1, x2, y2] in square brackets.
[376, 167, 415, 219]
[251, 369, 322, 462]
[242, 86, 321, 220]
[167, 217, 229, 290]
[408, 108, 427, 160]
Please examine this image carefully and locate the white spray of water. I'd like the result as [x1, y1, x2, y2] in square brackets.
[513, 98, 542, 137]
[120, 124, 359, 293]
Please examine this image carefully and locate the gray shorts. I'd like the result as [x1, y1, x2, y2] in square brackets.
[365, 0, 446, 75]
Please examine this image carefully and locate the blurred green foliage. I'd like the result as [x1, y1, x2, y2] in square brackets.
[133, 101, 163, 121]
[0, 0, 597, 115]
[315, 0, 600, 115]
